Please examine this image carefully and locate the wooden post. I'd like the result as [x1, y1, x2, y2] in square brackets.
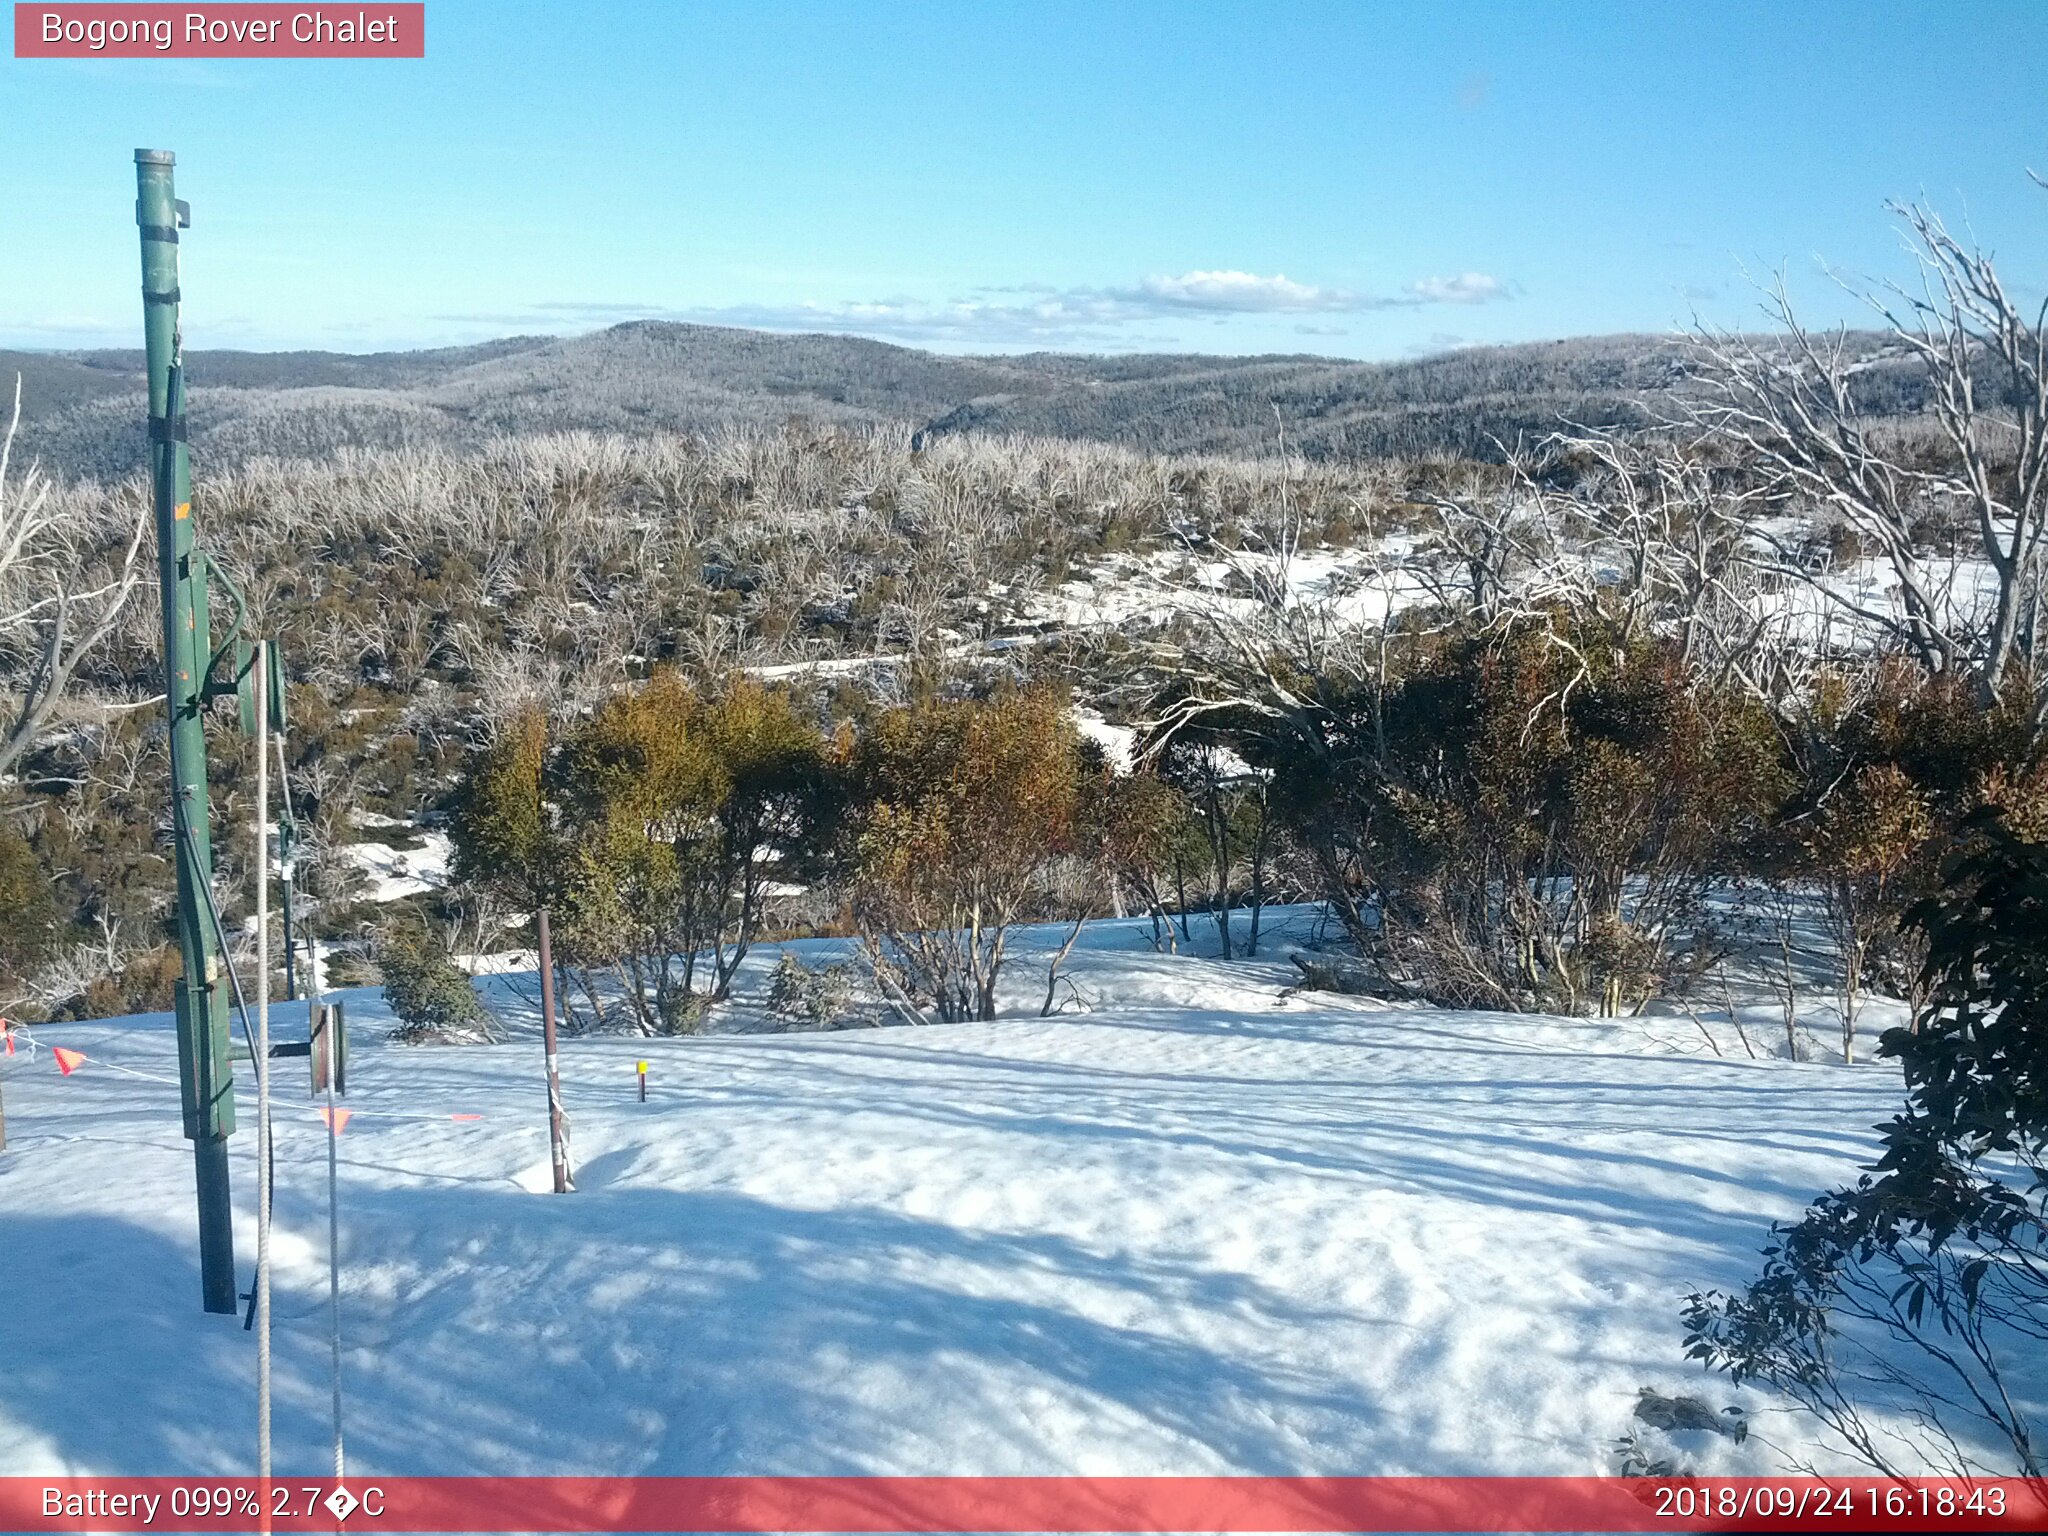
[0, 1019, 13, 1152]
[310, 1003, 329, 1097]
[309, 1001, 347, 1096]
[536, 907, 572, 1193]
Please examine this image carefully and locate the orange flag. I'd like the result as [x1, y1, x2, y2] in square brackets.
[319, 1106, 352, 1134]
[2, 1021, 14, 1055]
[52, 1047, 86, 1076]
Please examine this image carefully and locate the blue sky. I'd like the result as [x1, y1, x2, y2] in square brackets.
[6, 0, 2046, 357]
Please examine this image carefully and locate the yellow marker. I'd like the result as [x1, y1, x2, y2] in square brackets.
[636, 1060, 649, 1102]
[174, 501, 190, 520]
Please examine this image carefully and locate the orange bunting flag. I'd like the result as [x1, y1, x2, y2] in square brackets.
[319, 1106, 353, 1135]
[449, 1113, 482, 1121]
[2, 1021, 14, 1055]
[52, 1047, 86, 1076]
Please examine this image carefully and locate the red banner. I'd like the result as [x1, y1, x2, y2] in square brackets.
[13, 4, 424, 58]
[3, 1476, 2046, 1533]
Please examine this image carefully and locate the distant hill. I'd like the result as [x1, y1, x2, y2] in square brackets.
[0, 321, 1915, 480]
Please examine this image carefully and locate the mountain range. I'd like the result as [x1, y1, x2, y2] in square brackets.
[1, 320, 1906, 479]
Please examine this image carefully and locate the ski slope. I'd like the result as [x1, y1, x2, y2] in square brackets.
[0, 914, 1911, 1479]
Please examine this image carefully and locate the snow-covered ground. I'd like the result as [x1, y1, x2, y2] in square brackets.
[0, 912, 1915, 1479]
[1029, 541, 1436, 635]
[339, 814, 453, 904]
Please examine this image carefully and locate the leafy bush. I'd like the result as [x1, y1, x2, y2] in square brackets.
[1261, 615, 1786, 1014]
[848, 688, 1084, 1022]
[450, 674, 837, 1036]
[380, 933, 497, 1045]
[0, 819, 59, 984]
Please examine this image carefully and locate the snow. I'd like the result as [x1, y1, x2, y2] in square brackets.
[1029, 543, 1436, 636]
[1071, 708, 1137, 773]
[0, 911, 1915, 1479]
[338, 827, 453, 904]
[1022, 525, 2007, 682]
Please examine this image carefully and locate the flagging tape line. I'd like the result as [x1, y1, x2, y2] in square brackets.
[1, 1025, 185, 1090]
[1, 1023, 488, 1127]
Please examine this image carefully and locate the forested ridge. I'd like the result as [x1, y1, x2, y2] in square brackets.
[3, 321, 1932, 478]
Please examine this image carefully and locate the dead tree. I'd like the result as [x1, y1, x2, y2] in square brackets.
[1687, 188, 2048, 722]
[0, 378, 149, 780]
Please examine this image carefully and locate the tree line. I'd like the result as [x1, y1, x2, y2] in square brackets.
[436, 676, 1296, 1034]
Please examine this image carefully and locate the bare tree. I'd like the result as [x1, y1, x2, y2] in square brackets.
[1688, 188, 2048, 720]
[1506, 426, 1817, 710]
[0, 378, 149, 779]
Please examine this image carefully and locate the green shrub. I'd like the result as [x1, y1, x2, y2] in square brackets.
[380, 933, 496, 1044]
[0, 819, 59, 982]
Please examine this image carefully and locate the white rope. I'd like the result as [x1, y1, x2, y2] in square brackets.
[254, 642, 273, 1513]
[261, 701, 340, 1482]
[9, 674, 483, 1505]
[324, 1064, 344, 1482]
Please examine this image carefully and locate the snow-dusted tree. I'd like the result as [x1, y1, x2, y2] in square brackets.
[1689, 189, 2048, 722]
[1501, 427, 1808, 708]
[0, 377, 149, 780]
[1154, 729, 1281, 960]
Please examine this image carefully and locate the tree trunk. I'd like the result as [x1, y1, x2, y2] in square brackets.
[1246, 804, 1270, 957]
[1172, 850, 1191, 942]
[1840, 940, 1861, 1066]
[576, 967, 609, 1031]
[1041, 913, 1088, 1016]
[1206, 783, 1233, 961]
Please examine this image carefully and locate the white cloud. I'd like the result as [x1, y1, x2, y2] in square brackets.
[0, 315, 138, 348]
[432, 267, 1514, 350]
[1118, 270, 1361, 314]
[1405, 272, 1509, 304]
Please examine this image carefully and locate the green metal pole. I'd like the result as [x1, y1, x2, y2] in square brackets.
[137, 148, 238, 1315]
